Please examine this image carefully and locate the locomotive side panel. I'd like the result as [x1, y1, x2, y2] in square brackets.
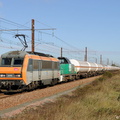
[26, 56, 60, 85]
[40, 60, 54, 85]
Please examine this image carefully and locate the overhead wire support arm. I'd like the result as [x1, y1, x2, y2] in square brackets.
[0, 28, 56, 31]
[0, 19, 56, 53]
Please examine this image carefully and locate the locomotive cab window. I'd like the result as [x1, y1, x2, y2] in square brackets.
[54, 62, 59, 69]
[27, 59, 33, 71]
[13, 58, 23, 66]
[33, 60, 39, 70]
[1, 58, 12, 66]
[42, 61, 52, 69]
[59, 59, 68, 64]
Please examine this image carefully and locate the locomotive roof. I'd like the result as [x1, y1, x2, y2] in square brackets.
[27, 51, 54, 57]
[1, 51, 54, 58]
[58, 57, 71, 64]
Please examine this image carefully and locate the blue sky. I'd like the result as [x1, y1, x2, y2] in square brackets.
[0, 0, 120, 65]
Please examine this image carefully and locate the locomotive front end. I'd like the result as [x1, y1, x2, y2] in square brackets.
[0, 51, 27, 91]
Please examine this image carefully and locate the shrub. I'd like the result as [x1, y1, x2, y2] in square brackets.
[103, 71, 113, 78]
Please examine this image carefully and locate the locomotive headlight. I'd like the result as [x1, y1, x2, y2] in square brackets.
[0, 74, 6, 77]
[7, 74, 14, 77]
[14, 74, 21, 77]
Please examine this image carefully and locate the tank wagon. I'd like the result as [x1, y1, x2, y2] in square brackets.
[105, 65, 120, 71]
[0, 51, 60, 91]
[70, 59, 104, 78]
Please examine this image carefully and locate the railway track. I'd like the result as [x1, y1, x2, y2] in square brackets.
[0, 75, 102, 101]
[0, 90, 23, 100]
[0, 94, 10, 99]
[0, 76, 100, 113]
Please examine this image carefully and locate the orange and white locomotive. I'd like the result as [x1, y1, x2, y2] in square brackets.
[0, 51, 60, 91]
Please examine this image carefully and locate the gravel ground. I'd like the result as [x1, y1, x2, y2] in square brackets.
[0, 76, 100, 118]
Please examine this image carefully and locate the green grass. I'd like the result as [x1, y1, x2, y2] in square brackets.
[1, 71, 120, 120]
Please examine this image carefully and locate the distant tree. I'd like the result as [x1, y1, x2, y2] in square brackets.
[111, 64, 119, 67]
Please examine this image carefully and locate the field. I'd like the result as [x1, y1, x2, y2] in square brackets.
[1, 71, 120, 120]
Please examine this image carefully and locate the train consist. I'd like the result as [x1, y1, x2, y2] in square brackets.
[0, 50, 119, 92]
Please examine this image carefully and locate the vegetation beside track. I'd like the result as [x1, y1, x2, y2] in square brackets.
[1, 71, 120, 120]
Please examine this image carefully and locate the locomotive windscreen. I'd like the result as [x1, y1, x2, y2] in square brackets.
[58, 57, 71, 64]
[13, 58, 23, 66]
[0, 58, 24, 67]
[1, 58, 12, 65]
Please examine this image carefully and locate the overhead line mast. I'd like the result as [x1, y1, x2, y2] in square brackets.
[84, 47, 87, 61]
[31, 19, 35, 52]
[0, 19, 56, 52]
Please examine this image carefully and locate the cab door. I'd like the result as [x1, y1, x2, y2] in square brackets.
[33, 60, 42, 81]
[27, 59, 33, 84]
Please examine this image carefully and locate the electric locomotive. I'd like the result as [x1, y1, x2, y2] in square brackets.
[0, 51, 60, 91]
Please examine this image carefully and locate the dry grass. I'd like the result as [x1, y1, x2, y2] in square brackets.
[1, 71, 120, 120]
